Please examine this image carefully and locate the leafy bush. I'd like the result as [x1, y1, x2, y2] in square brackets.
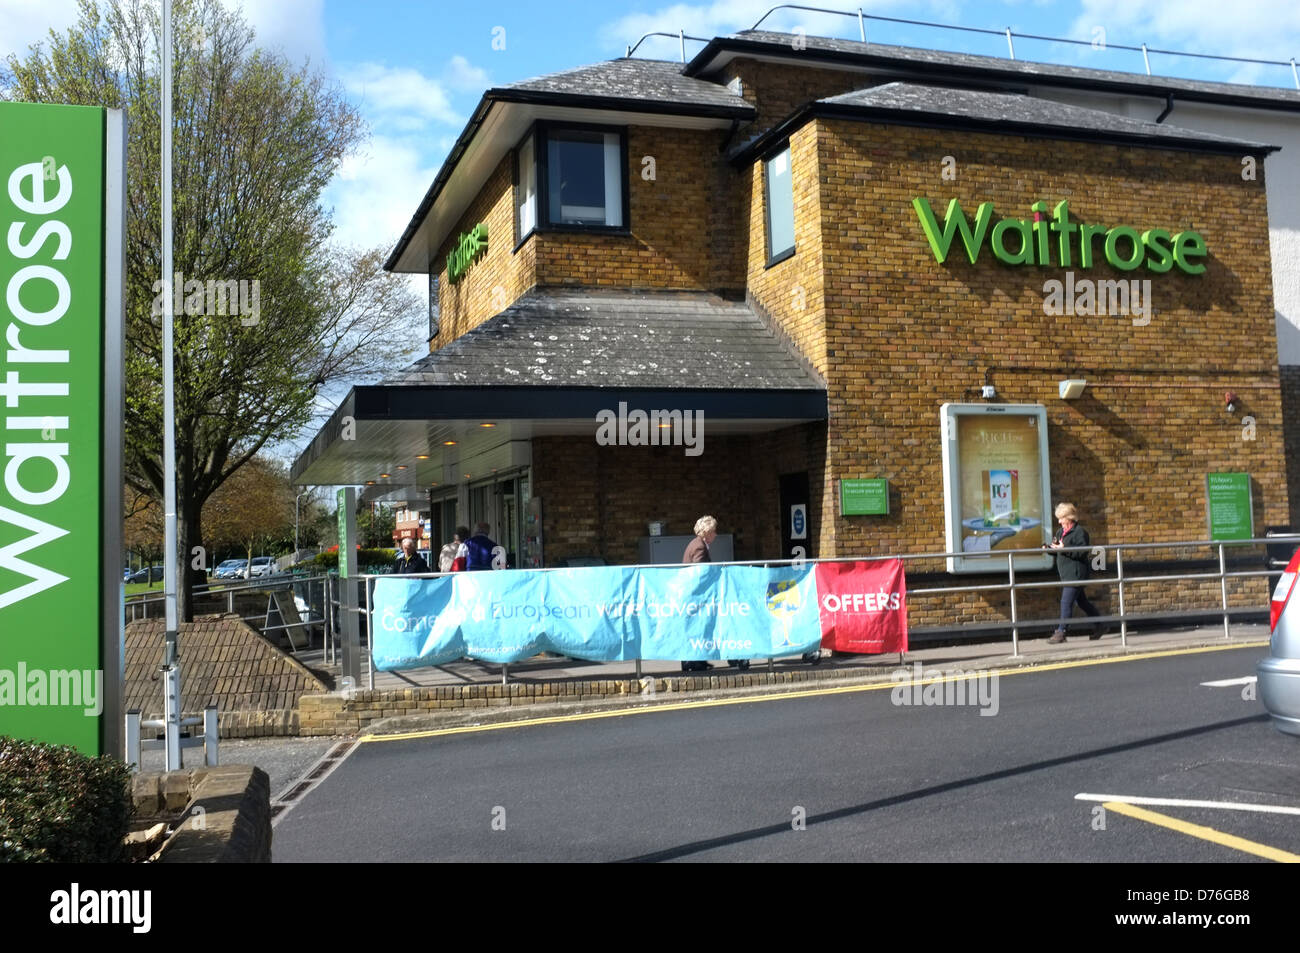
[0, 736, 132, 863]
[308, 548, 396, 572]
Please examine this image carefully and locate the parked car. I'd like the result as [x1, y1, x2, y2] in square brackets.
[1260, 546, 1300, 736]
[212, 559, 244, 579]
[127, 565, 164, 584]
[237, 556, 277, 579]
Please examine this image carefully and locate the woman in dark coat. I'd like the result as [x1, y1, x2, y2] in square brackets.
[1048, 502, 1103, 643]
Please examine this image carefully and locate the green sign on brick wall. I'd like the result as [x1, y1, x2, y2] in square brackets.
[0, 102, 124, 755]
[1206, 472, 1253, 541]
[841, 478, 889, 516]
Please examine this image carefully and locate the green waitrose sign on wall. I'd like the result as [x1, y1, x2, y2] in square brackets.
[0, 102, 125, 756]
[912, 198, 1208, 274]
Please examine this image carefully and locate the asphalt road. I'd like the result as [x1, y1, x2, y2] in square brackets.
[272, 645, 1300, 862]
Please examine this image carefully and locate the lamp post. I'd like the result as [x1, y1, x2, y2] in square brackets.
[295, 489, 310, 561]
[160, 0, 182, 771]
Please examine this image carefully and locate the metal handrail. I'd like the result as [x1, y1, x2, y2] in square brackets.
[340, 535, 1293, 682]
[625, 29, 711, 61]
[627, 3, 1300, 89]
[125, 571, 329, 603]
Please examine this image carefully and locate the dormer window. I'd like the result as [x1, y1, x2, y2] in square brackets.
[514, 122, 628, 245]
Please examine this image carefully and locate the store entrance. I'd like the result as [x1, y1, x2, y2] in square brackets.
[779, 472, 811, 560]
[468, 472, 525, 568]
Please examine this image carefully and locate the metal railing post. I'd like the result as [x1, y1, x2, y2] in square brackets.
[125, 709, 141, 771]
[163, 663, 182, 770]
[227, 588, 234, 614]
[634, 658, 642, 679]
[1219, 542, 1231, 639]
[1007, 551, 1019, 657]
[366, 576, 375, 690]
[1116, 545, 1128, 648]
[203, 705, 218, 766]
[502, 663, 509, 686]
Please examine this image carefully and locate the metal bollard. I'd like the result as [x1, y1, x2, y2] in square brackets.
[1007, 551, 1020, 657]
[125, 709, 141, 772]
[204, 705, 219, 766]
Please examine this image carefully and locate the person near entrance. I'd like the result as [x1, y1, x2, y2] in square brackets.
[440, 527, 466, 572]
[680, 515, 750, 672]
[393, 536, 430, 574]
[1047, 502, 1103, 643]
[465, 522, 498, 571]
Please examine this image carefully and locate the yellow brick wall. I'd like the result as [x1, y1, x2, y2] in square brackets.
[813, 118, 1286, 562]
[432, 154, 536, 350]
[432, 126, 741, 351]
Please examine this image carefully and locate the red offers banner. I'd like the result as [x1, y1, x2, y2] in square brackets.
[816, 560, 908, 654]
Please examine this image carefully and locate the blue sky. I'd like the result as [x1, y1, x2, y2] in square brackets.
[4, 0, 1298, 261]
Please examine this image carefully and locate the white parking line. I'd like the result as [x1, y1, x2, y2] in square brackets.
[1075, 792, 1300, 815]
[1200, 676, 1257, 687]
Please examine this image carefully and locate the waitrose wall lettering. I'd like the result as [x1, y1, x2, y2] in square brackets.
[912, 198, 1207, 274]
[446, 222, 487, 284]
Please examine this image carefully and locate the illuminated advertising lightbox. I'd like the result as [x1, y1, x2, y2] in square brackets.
[940, 404, 1054, 574]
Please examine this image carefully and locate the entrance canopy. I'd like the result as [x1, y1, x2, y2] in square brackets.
[290, 289, 827, 501]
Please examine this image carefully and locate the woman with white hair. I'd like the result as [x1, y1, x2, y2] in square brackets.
[680, 516, 750, 672]
[1047, 502, 1103, 643]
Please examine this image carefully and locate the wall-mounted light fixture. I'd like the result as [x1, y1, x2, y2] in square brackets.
[1225, 391, 1238, 413]
[980, 384, 996, 399]
[1059, 379, 1087, 400]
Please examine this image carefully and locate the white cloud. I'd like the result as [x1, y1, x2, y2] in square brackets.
[445, 54, 490, 92]
[0, 0, 82, 61]
[342, 62, 462, 129]
[227, 0, 327, 66]
[0, 1, 327, 69]
[324, 132, 438, 257]
[1069, 0, 1300, 77]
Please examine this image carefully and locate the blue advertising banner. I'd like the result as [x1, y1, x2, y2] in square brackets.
[371, 563, 824, 670]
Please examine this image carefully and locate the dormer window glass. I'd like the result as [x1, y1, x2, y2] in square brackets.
[515, 122, 628, 244]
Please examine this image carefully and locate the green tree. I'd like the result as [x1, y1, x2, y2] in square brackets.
[202, 453, 292, 574]
[356, 501, 396, 549]
[3, 0, 422, 619]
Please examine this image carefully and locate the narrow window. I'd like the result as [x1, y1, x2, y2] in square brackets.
[764, 144, 795, 265]
[515, 131, 536, 241]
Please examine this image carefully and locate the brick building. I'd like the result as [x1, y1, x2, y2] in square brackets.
[292, 31, 1289, 627]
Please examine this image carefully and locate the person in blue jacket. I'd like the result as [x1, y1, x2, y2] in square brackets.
[464, 522, 498, 571]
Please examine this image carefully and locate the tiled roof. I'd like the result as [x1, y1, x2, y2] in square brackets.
[817, 82, 1271, 150]
[124, 615, 328, 718]
[382, 289, 823, 391]
[695, 30, 1300, 108]
[501, 58, 752, 115]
